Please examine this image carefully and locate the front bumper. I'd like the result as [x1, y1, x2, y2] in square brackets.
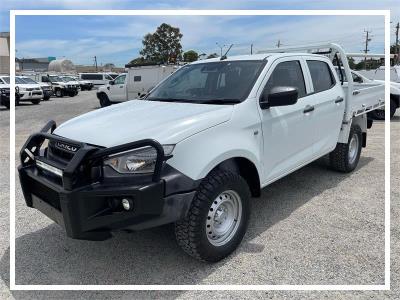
[18, 121, 197, 241]
[19, 91, 43, 100]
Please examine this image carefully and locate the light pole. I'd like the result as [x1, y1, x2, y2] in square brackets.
[216, 42, 226, 57]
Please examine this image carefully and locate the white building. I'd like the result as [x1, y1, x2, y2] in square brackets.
[0, 32, 10, 74]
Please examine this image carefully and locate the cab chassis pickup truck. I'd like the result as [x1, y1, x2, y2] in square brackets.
[19, 43, 385, 262]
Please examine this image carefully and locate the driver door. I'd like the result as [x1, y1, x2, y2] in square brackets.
[109, 74, 126, 102]
[259, 58, 317, 184]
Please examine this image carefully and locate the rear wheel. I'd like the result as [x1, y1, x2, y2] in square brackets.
[43, 96, 50, 101]
[329, 125, 362, 173]
[369, 109, 385, 120]
[369, 98, 397, 120]
[175, 169, 251, 262]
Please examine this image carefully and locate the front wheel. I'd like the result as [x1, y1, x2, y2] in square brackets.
[329, 125, 362, 173]
[175, 169, 251, 262]
[31, 99, 40, 105]
[99, 93, 111, 107]
[55, 89, 63, 97]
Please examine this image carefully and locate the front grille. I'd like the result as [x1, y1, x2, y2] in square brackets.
[48, 141, 79, 164]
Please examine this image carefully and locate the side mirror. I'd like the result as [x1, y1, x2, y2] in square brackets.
[354, 76, 363, 83]
[109, 80, 115, 85]
[260, 86, 298, 109]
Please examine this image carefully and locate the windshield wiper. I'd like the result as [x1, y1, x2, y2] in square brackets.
[199, 99, 241, 105]
[147, 98, 188, 103]
[146, 98, 241, 104]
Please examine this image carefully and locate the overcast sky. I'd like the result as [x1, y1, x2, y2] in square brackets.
[0, 0, 399, 67]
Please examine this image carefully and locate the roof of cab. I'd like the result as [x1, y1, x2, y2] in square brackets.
[190, 52, 327, 64]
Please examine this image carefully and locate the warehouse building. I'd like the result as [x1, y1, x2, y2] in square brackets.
[0, 32, 10, 74]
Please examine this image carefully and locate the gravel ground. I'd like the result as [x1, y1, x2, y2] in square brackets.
[0, 91, 398, 298]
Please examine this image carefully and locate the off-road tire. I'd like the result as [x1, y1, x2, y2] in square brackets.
[390, 98, 397, 119]
[175, 169, 251, 262]
[55, 89, 63, 97]
[31, 99, 40, 105]
[99, 93, 111, 107]
[329, 125, 362, 173]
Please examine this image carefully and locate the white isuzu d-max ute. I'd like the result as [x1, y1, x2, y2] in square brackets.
[19, 44, 385, 262]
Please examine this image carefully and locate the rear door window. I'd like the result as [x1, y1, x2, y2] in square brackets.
[307, 60, 336, 93]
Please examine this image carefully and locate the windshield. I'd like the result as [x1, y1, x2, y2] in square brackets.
[49, 76, 62, 82]
[147, 60, 265, 104]
[16, 77, 26, 84]
[63, 76, 75, 81]
[2, 77, 10, 84]
[21, 77, 38, 84]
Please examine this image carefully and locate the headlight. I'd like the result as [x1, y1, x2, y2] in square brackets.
[104, 145, 174, 174]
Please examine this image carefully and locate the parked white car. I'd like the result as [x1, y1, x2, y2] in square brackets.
[1, 75, 44, 105]
[18, 43, 384, 262]
[59, 75, 80, 95]
[0, 76, 10, 109]
[19, 76, 53, 101]
[97, 65, 178, 107]
[78, 73, 115, 87]
[38, 74, 79, 97]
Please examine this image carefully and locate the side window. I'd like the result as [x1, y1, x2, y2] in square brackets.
[114, 75, 126, 85]
[352, 72, 363, 83]
[263, 60, 306, 98]
[307, 60, 336, 93]
[134, 76, 141, 82]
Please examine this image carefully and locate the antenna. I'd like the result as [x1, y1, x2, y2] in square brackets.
[220, 44, 234, 60]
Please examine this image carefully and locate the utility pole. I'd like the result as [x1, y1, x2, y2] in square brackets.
[363, 30, 372, 69]
[395, 22, 399, 65]
[250, 44, 253, 55]
[216, 42, 225, 57]
[94, 56, 98, 71]
[276, 40, 282, 48]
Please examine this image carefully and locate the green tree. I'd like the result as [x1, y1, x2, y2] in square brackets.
[140, 23, 183, 64]
[183, 50, 199, 62]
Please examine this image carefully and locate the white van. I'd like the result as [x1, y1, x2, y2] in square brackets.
[96, 65, 178, 106]
[78, 73, 115, 87]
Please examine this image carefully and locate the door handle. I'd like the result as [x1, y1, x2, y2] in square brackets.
[335, 97, 344, 103]
[119, 86, 123, 88]
[303, 105, 315, 113]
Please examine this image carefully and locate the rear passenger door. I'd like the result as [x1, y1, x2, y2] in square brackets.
[259, 58, 317, 183]
[305, 59, 345, 157]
